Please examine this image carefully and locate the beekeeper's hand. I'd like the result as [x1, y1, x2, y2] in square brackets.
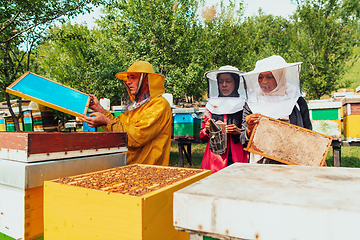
[79, 112, 111, 128]
[245, 113, 261, 137]
[226, 124, 241, 135]
[89, 94, 105, 113]
[205, 119, 210, 133]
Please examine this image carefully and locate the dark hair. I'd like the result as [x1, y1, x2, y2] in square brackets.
[216, 72, 240, 97]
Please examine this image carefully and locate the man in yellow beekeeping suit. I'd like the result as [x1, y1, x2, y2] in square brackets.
[80, 61, 172, 166]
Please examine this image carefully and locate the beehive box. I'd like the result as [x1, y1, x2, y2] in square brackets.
[0, 153, 127, 240]
[173, 108, 201, 140]
[44, 164, 211, 240]
[308, 100, 342, 140]
[342, 97, 360, 141]
[174, 163, 360, 240]
[4, 115, 22, 132]
[0, 132, 127, 162]
[23, 109, 33, 131]
[246, 115, 332, 166]
[0, 117, 5, 131]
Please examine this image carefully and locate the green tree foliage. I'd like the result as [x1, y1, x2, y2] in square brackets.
[32, 22, 127, 105]
[291, 0, 360, 99]
[29, 0, 360, 106]
[199, 2, 248, 70]
[239, 11, 295, 71]
[97, 0, 206, 102]
[0, 0, 102, 130]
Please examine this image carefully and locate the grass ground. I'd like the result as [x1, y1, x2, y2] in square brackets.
[170, 143, 360, 169]
[340, 48, 360, 90]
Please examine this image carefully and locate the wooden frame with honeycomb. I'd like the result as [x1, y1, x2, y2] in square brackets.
[245, 115, 332, 166]
[44, 164, 211, 240]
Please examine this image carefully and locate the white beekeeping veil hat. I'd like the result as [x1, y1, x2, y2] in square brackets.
[205, 65, 246, 115]
[242, 55, 303, 119]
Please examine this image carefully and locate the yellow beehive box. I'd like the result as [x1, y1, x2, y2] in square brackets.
[44, 164, 211, 240]
[343, 115, 360, 141]
[342, 97, 360, 141]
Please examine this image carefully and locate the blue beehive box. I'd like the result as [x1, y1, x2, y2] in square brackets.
[0, 117, 5, 131]
[173, 108, 201, 140]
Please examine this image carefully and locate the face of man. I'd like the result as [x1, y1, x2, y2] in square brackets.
[218, 73, 236, 96]
[127, 73, 141, 95]
[258, 71, 278, 93]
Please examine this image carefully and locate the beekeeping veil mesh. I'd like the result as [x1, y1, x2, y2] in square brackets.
[205, 65, 246, 115]
[242, 55, 303, 119]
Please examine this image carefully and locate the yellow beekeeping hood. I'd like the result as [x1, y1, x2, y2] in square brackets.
[115, 61, 165, 101]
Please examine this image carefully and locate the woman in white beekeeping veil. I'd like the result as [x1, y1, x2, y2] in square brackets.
[200, 65, 249, 173]
[240, 55, 312, 164]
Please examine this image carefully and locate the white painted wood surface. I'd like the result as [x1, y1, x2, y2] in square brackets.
[0, 146, 127, 163]
[0, 152, 127, 189]
[0, 185, 24, 239]
[174, 163, 360, 240]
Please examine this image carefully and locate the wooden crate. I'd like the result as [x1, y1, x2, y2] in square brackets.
[245, 115, 332, 166]
[44, 164, 211, 240]
[174, 163, 360, 240]
[0, 153, 126, 240]
[0, 132, 127, 162]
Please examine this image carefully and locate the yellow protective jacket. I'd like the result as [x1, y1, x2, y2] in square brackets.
[102, 70, 172, 166]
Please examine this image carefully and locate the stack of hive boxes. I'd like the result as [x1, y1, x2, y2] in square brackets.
[29, 102, 58, 132]
[0, 100, 49, 132]
[0, 132, 128, 240]
[342, 96, 360, 141]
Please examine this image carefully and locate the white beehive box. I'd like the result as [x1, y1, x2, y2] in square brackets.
[174, 163, 360, 240]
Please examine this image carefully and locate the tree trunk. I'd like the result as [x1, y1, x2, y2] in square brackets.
[5, 92, 22, 132]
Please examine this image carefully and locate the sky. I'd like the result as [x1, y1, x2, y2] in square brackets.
[71, 0, 298, 28]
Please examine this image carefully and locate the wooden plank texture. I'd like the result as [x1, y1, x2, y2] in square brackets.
[25, 186, 43, 240]
[27, 132, 127, 154]
[142, 170, 210, 240]
[351, 103, 360, 115]
[0, 132, 128, 162]
[0, 132, 28, 151]
[44, 181, 144, 240]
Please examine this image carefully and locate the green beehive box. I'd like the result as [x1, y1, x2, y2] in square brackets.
[173, 108, 201, 140]
[308, 100, 342, 140]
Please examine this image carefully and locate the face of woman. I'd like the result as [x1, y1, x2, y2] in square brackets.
[218, 73, 236, 96]
[258, 71, 278, 93]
